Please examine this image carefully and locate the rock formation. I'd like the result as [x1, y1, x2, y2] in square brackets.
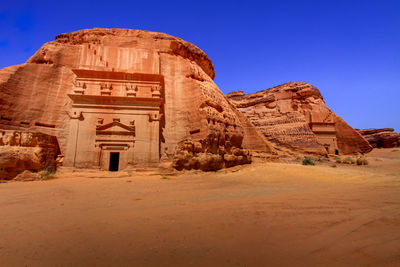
[0, 28, 375, 174]
[226, 83, 372, 156]
[0, 131, 60, 179]
[358, 128, 400, 148]
[0, 28, 272, 172]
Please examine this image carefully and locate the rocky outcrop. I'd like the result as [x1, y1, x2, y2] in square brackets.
[0, 131, 60, 179]
[0, 28, 273, 172]
[0, 28, 375, 174]
[227, 82, 372, 156]
[172, 132, 251, 171]
[358, 128, 400, 148]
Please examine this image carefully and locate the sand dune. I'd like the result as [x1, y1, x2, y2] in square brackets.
[1, 148, 400, 266]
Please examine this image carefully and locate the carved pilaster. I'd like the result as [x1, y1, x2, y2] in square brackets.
[100, 83, 112, 96]
[73, 81, 86, 95]
[148, 113, 163, 122]
[126, 84, 138, 97]
[66, 111, 83, 120]
[151, 85, 161, 98]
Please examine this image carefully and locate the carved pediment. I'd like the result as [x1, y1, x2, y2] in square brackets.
[96, 121, 135, 136]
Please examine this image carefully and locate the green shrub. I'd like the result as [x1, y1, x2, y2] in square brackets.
[334, 156, 341, 163]
[356, 157, 369, 165]
[322, 157, 330, 161]
[302, 157, 315, 166]
[331, 164, 337, 168]
[343, 157, 356, 164]
[40, 167, 56, 180]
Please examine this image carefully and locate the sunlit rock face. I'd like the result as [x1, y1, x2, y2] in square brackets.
[0, 28, 373, 173]
[358, 128, 400, 148]
[0, 130, 60, 179]
[227, 82, 372, 156]
[0, 28, 272, 171]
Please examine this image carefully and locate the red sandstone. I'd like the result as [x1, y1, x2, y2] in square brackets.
[0, 28, 375, 176]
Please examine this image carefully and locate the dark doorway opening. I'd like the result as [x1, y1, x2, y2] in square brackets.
[109, 152, 119, 171]
[377, 140, 383, 148]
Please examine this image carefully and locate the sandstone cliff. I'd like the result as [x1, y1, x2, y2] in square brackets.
[358, 128, 400, 148]
[227, 82, 372, 156]
[0, 28, 374, 173]
[0, 28, 272, 171]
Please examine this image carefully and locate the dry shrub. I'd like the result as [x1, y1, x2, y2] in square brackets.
[356, 157, 369, 165]
[343, 157, 356, 164]
[302, 157, 315, 166]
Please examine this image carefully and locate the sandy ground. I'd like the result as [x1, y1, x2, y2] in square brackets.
[1, 149, 400, 267]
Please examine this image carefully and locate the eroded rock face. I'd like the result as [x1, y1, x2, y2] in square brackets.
[0, 28, 372, 173]
[0, 28, 272, 171]
[227, 82, 372, 156]
[172, 132, 251, 171]
[0, 131, 60, 179]
[358, 128, 400, 148]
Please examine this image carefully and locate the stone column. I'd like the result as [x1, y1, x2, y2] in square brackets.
[148, 113, 162, 163]
[64, 111, 83, 167]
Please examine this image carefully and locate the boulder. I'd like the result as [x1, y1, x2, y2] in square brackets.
[13, 170, 41, 182]
[172, 132, 252, 171]
[0, 131, 60, 180]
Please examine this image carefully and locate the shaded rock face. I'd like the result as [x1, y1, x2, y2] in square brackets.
[0, 131, 60, 179]
[0, 28, 272, 171]
[358, 128, 400, 148]
[227, 83, 372, 156]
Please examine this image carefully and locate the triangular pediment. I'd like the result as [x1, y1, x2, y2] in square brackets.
[96, 122, 135, 136]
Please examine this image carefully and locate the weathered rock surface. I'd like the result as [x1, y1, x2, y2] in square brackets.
[227, 82, 372, 156]
[0, 28, 374, 173]
[0, 131, 60, 179]
[172, 132, 251, 171]
[13, 170, 41, 182]
[358, 128, 400, 148]
[0, 28, 272, 172]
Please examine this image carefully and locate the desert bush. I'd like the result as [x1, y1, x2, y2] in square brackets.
[343, 157, 356, 164]
[334, 156, 341, 163]
[356, 157, 369, 165]
[302, 157, 315, 166]
[317, 156, 330, 162]
[331, 164, 337, 168]
[40, 167, 56, 180]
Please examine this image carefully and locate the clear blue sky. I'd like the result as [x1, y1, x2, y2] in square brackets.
[1, 0, 399, 131]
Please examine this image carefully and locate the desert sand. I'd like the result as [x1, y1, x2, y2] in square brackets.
[1, 148, 400, 267]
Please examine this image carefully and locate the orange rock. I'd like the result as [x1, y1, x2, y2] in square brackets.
[0, 130, 60, 179]
[0, 28, 271, 171]
[227, 82, 372, 156]
[0, 28, 372, 173]
[358, 128, 400, 148]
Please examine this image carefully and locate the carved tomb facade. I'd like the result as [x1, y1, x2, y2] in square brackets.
[64, 69, 163, 170]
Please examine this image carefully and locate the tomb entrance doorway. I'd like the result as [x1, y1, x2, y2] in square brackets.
[109, 152, 120, 171]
